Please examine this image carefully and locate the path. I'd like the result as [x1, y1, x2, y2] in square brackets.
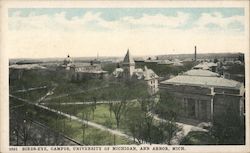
[10, 94, 137, 143]
[12, 86, 47, 93]
[43, 85, 109, 101]
[41, 101, 120, 105]
[41, 99, 138, 105]
[37, 87, 56, 104]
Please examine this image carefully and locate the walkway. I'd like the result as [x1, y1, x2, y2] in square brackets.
[43, 85, 109, 101]
[12, 86, 47, 93]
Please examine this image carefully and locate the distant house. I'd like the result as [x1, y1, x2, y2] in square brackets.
[9, 64, 47, 80]
[159, 69, 244, 123]
[193, 62, 218, 72]
[113, 49, 159, 94]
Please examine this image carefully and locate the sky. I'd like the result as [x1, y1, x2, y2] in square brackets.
[7, 8, 247, 58]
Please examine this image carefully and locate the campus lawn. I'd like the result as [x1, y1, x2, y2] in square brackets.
[10, 100, 134, 145]
[46, 102, 142, 134]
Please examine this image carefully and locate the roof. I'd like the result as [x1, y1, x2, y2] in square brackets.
[144, 66, 159, 80]
[112, 66, 159, 80]
[113, 68, 124, 77]
[173, 62, 183, 66]
[183, 69, 220, 77]
[134, 57, 145, 62]
[145, 59, 158, 63]
[193, 62, 217, 70]
[157, 60, 173, 65]
[161, 75, 243, 89]
[9, 64, 46, 70]
[123, 49, 135, 64]
[193, 64, 210, 70]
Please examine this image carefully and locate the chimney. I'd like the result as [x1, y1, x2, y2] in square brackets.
[194, 46, 197, 61]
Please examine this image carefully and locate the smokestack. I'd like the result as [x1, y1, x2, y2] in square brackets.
[194, 46, 197, 61]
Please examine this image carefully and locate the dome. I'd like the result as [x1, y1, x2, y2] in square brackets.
[63, 54, 73, 65]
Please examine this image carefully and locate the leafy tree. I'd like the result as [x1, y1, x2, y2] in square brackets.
[154, 91, 182, 144]
[210, 106, 245, 144]
[125, 105, 150, 144]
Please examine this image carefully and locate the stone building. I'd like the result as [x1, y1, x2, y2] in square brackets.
[159, 69, 244, 123]
[113, 49, 159, 94]
[60, 55, 108, 80]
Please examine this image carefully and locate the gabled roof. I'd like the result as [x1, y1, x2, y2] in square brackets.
[193, 62, 217, 70]
[144, 66, 159, 80]
[123, 49, 135, 64]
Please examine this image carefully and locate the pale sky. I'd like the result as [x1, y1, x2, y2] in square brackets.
[7, 8, 248, 58]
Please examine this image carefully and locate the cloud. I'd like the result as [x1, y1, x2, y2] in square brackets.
[194, 12, 244, 32]
[9, 11, 191, 31]
[120, 12, 190, 28]
[6, 10, 248, 58]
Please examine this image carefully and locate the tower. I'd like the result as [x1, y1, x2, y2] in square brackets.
[194, 46, 197, 61]
[122, 49, 135, 79]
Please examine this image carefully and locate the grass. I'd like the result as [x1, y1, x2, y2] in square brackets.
[47, 104, 122, 129]
[10, 100, 134, 145]
[46, 101, 142, 135]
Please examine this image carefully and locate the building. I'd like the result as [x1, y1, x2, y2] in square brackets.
[60, 55, 108, 80]
[193, 62, 218, 72]
[113, 49, 159, 94]
[159, 69, 244, 123]
[61, 54, 74, 70]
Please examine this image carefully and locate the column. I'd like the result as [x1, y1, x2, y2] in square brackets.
[195, 100, 199, 119]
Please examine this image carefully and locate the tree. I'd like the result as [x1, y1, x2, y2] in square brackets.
[91, 96, 97, 120]
[111, 102, 127, 128]
[110, 83, 130, 128]
[125, 105, 147, 144]
[81, 113, 88, 144]
[154, 91, 182, 144]
[210, 105, 245, 144]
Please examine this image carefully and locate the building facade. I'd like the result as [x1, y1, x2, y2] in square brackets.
[113, 49, 159, 94]
[159, 69, 244, 123]
[60, 55, 108, 80]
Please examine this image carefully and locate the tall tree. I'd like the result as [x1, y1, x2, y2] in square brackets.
[155, 91, 182, 144]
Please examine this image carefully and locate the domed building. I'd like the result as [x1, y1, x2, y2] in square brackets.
[62, 54, 73, 70]
[60, 54, 107, 80]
